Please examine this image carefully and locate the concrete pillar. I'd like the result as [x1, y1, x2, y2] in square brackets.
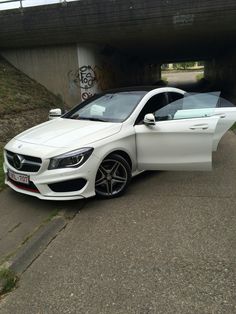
[205, 50, 236, 100]
[76, 44, 118, 101]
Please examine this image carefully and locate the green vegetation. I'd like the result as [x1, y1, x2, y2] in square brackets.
[162, 61, 204, 71]
[0, 268, 18, 295]
[162, 76, 168, 84]
[196, 73, 204, 81]
[0, 148, 4, 191]
[173, 62, 196, 70]
[0, 56, 63, 116]
[46, 209, 60, 222]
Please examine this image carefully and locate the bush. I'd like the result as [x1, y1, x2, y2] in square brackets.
[196, 73, 204, 81]
[0, 268, 18, 295]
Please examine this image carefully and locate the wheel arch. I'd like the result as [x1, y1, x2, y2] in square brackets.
[105, 150, 132, 170]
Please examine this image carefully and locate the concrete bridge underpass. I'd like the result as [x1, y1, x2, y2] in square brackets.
[0, 0, 236, 105]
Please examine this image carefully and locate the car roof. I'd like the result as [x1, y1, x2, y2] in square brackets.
[104, 85, 164, 93]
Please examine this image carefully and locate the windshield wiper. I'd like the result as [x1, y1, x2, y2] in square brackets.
[77, 116, 108, 122]
[70, 114, 79, 120]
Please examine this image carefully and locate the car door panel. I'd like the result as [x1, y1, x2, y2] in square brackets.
[135, 116, 220, 171]
[213, 108, 236, 151]
[154, 93, 236, 152]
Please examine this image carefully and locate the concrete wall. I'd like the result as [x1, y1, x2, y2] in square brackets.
[2, 45, 80, 107]
[1, 0, 236, 62]
[205, 50, 236, 101]
[2, 44, 161, 105]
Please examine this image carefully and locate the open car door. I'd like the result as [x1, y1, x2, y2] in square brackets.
[135, 115, 220, 171]
[134, 92, 236, 171]
[178, 93, 236, 151]
[213, 107, 236, 151]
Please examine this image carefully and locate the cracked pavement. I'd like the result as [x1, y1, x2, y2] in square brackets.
[0, 132, 236, 313]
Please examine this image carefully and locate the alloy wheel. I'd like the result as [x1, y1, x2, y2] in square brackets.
[95, 155, 130, 198]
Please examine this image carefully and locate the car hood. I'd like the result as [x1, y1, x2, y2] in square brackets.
[14, 118, 122, 148]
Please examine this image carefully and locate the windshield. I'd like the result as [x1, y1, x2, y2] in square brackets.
[64, 91, 147, 122]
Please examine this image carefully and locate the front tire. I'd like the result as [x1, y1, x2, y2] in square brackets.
[95, 154, 131, 198]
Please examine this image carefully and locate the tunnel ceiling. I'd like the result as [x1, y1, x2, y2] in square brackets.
[0, 0, 236, 62]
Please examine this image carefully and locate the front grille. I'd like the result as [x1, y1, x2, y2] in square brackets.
[49, 178, 87, 192]
[6, 150, 42, 173]
[8, 176, 39, 193]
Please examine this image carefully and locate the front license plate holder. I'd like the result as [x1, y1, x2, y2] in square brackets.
[8, 169, 29, 185]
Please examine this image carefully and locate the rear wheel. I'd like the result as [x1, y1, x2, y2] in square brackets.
[95, 154, 131, 198]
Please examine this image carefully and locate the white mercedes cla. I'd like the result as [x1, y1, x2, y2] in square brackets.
[3, 87, 236, 200]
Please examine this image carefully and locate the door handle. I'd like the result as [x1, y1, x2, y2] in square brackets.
[214, 113, 226, 118]
[190, 124, 209, 130]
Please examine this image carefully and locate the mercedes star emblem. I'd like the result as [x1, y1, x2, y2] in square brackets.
[13, 154, 24, 170]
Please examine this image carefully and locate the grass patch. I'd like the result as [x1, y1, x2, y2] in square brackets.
[196, 73, 204, 81]
[0, 148, 5, 191]
[0, 56, 64, 116]
[162, 76, 168, 84]
[46, 209, 60, 222]
[0, 268, 18, 295]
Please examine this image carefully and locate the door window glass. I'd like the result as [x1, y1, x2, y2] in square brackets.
[155, 93, 221, 121]
[136, 93, 168, 124]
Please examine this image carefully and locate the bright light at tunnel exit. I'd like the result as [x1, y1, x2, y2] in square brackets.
[0, 0, 79, 11]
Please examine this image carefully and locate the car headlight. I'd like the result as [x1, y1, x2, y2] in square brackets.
[48, 147, 94, 170]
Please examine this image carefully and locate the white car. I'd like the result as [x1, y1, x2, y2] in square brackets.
[3, 87, 236, 200]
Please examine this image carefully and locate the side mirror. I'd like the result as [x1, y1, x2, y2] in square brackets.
[144, 113, 156, 126]
[49, 108, 62, 120]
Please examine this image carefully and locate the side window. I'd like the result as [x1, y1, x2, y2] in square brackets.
[168, 92, 184, 103]
[155, 93, 216, 121]
[154, 92, 184, 121]
[135, 93, 167, 124]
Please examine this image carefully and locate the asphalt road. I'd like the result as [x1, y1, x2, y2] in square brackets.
[1, 132, 236, 314]
[162, 70, 204, 93]
[163, 70, 203, 86]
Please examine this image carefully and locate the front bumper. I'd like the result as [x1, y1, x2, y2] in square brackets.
[4, 152, 100, 201]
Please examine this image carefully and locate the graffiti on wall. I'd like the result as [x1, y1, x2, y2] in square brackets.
[79, 65, 97, 90]
[68, 64, 115, 101]
[79, 65, 97, 100]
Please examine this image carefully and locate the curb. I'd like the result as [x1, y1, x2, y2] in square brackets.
[0, 198, 87, 296]
[0, 217, 67, 295]
[9, 216, 66, 275]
